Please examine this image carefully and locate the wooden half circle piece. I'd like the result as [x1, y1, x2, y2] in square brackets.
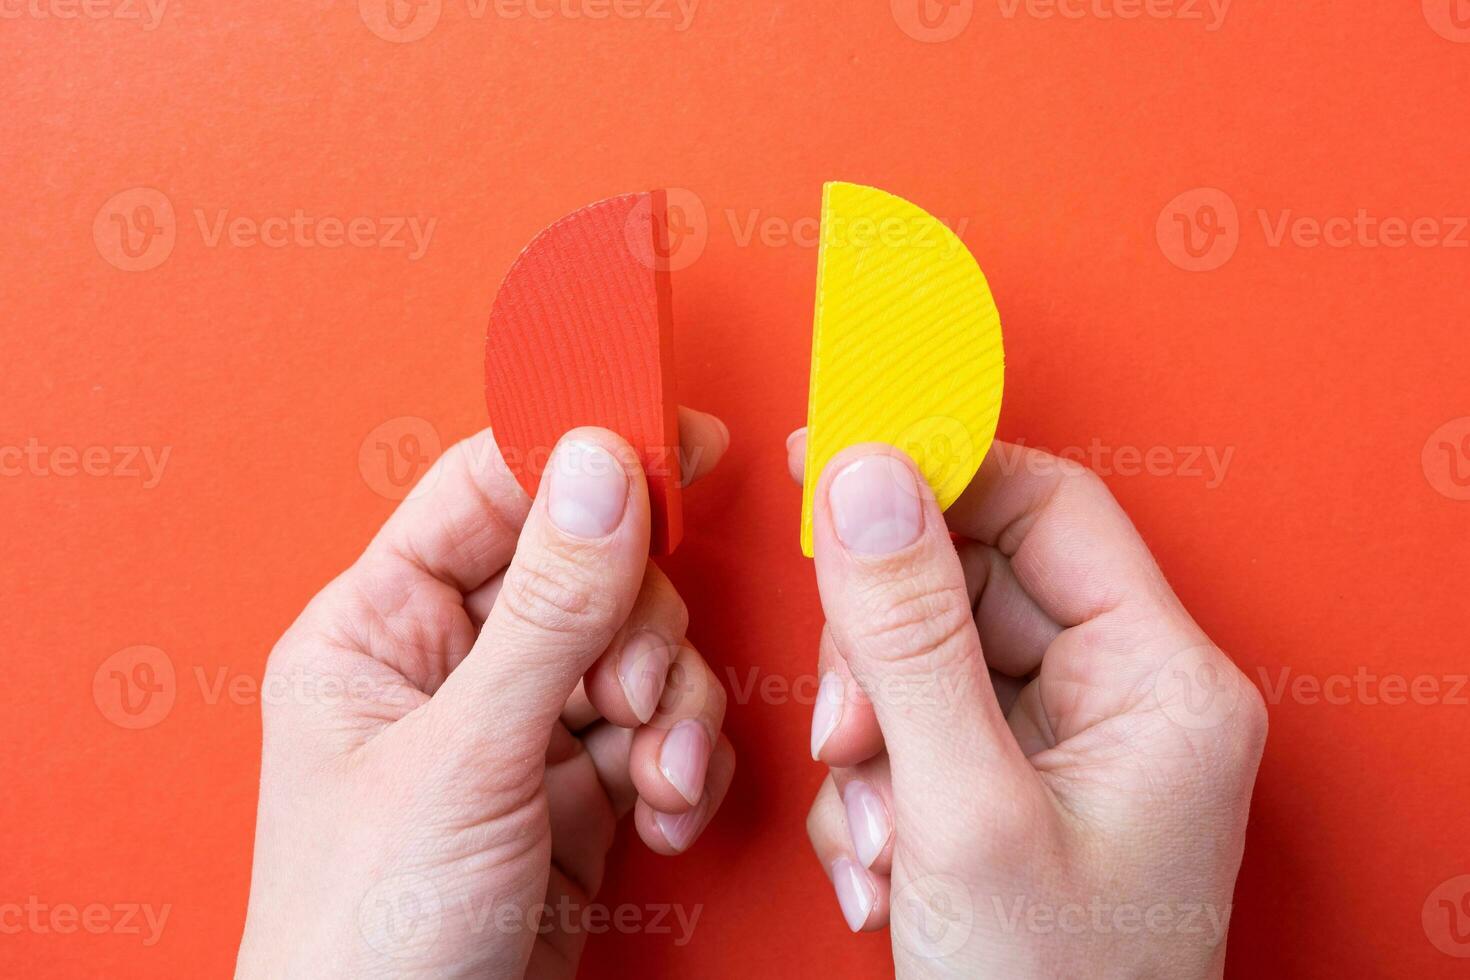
[486, 191, 682, 555]
[801, 182, 1005, 556]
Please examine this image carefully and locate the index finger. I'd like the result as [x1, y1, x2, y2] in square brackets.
[787, 429, 1176, 627]
[366, 406, 731, 596]
[944, 441, 1176, 626]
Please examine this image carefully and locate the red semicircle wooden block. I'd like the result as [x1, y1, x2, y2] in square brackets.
[485, 191, 683, 554]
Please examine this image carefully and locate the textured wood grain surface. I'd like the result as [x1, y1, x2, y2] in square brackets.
[486, 191, 683, 554]
[801, 182, 1005, 556]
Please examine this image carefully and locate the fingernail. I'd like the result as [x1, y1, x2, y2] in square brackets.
[658, 720, 710, 806]
[786, 427, 806, 452]
[811, 671, 844, 760]
[831, 857, 875, 932]
[547, 438, 628, 538]
[843, 780, 892, 869]
[829, 455, 922, 555]
[654, 801, 705, 852]
[713, 415, 731, 450]
[619, 634, 672, 725]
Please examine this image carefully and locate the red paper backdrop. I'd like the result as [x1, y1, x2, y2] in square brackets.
[3, 1, 1468, 976]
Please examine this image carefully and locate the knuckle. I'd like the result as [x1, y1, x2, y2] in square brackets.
[1233, 671, 1270, 750]
[852, 578, 977, 670]
[1067, 461, 1110, 496]
[499, 552, 610, 635]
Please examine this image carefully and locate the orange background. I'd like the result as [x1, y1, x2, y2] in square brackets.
[4, 1, 1469, 976]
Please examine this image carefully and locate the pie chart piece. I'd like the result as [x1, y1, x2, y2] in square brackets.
[486, 191, 683, 555]
[801, 182, 1004, 556]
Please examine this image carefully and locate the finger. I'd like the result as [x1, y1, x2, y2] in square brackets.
[526, 864, 596, 975]
[464, 569, 504, 631]
[956, 540, 1061, 678]
[364, 408, 730, 600]
[582, 563, 688, 727]
[366, 428, 531, 594]
[812, 445, 1040, 831]
[829, 755, 896, 875]
[788, 428, 1174, 629]
[544, 728, 618, 896]
[807, 775, 890, 932]
[786, 427, 807, 484]
[628, 643, 727, 813]
[797, 426, 1061, 680]
[1004, 677, 1057, 758]
[580, 721, 637, 816]
[635, 735, 736, 855]
[811, 625, 884, 767]
[427, 429, 650, 762]
[560, 679, 600, 732]
[678, 406, 731, 485]
[945, 441, 1183, 626]
[990, 668, 1027, 717]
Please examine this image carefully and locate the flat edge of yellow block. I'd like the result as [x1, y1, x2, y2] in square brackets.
[800, 182, 839, 557]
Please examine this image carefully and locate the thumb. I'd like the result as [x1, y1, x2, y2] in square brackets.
[812, 445, 1039, 835]
[429, 428, 651, 763]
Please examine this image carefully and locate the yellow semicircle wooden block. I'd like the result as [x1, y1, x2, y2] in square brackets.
[801, 182, 1005, 556]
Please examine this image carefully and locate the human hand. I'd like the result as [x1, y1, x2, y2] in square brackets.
[790, 432, 1267, 978]
[235, 411, 735, 980]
